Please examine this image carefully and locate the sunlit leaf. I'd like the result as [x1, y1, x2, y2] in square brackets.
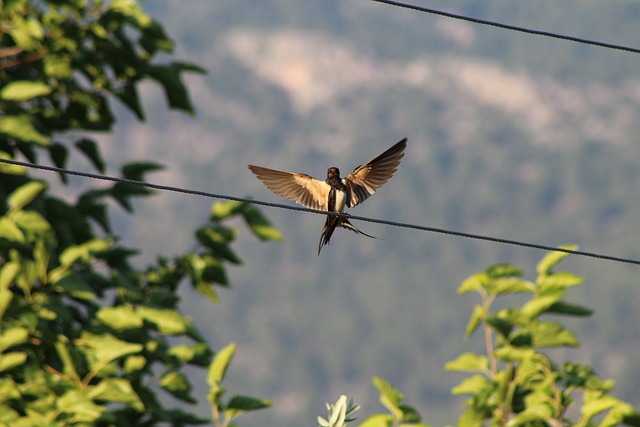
[81, 332, 143, 367]
[358, 414, 394, 427]
[88, 378, 144, 411]
[0, 81, 51, 101]
[445, 353, 489, 372]
[530, 321, 579, 348]
[494, 345, 535, 362]
[373, 376, 404, 420]
[457, 273, 487, 295]
[0, 352, 27, 372]
[57, 390, 105, 422]
[0, 115, 49, 146]
[208, 342, 236, 385]
[536, 245, 577, 275]
[138, 306, 190, 334]
[210, 201, 244, 221]
[451, 374, 491, 396]
[521, 292, 564, 320]
[0, 328, 29, 352]
[8, 181, 46, 212]
[465, 305, 485, 338]
[580, 396, 619, 423]
[96, 306, 144, 330]
[486, 264, 523, 279]
[159, 371, 195, 403]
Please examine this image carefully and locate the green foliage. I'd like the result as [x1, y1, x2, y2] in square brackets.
[318, 395, 361, 427]
[319, 379, 427, 427]
[448, 248, 640, 426]
[0, 1, 274, 426]
[208, 343, 272, 427]
[321, 249, 640, 427]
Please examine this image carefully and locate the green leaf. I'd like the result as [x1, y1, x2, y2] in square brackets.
[445, 353, 489, 372]
[373, 377, 404, 420]
[88, 378, 144, 411]
[160, 371, 195, 403]
[0, 289, 13, 319]
[530, 321, 579, 348]
[465, 305, 485, 338]
[0, 261, 20, 291]
[457, 409, 484, 427]
[8, 16, 43, 50]
[44, 54, 72, 78]
[81, 332, 143, 367]
[0, 218, 25, 242]
[8, 181, 46, 212]
[53, 272, 96, 300]
[0, 352, 27, 372]
[490, 277, 535, 295]
[494, 345, 535, 362]
[138, 306, 190, 334]
[359, 414, 394, 427]
[96, 306, 144, 330]
[0, 115, 49, 146]
[57, 390, 105, 422]
[545, 301, 593, 317]
[0, 152, 26, 175]
[0, 328, 29, 352]
[210, 201, 245, 221]
[451, 374, 491, 396]
[208, 342, 236, 385]
[457, 273, 487, 295]
[0, 81, 51, 101]
[537, 272, 583, 291]
[59, 238, 113, 266]
[76, 138, 106, 172]
[168, 343, 212, 365]
[536, 246, 577, 275]
[147, 63, 196, 113]
[242, 205, 283, 241]
[581, 396, 619, 423]
[121, 162, 164, 180]
[486, 264, 523, 279]
[196, 226, 242, 264]
[55, 340, 80, 381]
[521, 292, 564, 320]
[600, 402, 638, 427]
[13, 210, 51, 234]
[227, 395, 271, 411]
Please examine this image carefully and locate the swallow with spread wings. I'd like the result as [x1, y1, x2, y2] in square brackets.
[248, 138, 407, 254]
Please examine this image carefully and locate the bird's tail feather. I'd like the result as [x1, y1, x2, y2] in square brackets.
[318, 215, 377, 255]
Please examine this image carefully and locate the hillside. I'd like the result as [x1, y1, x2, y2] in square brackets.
[96, 2, 640, 425]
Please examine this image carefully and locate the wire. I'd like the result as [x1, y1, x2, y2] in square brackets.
[2, 157, 639, 266]
[371, 0, 640, 55]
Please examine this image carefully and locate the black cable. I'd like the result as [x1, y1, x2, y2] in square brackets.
[371, 0, 640, 55]
[2, 157, 639, 266]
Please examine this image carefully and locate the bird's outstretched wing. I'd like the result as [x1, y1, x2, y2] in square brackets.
[344, 138, 407, 208]
[248, 165, 330, 211]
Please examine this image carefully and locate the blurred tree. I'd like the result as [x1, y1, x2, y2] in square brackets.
[0, 1, 278, 425]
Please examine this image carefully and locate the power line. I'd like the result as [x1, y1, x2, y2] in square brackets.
[2, 157, 639, 266]
[371, 0, 640, 55]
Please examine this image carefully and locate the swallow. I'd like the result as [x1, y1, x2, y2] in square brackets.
[248, 138, 407, 254]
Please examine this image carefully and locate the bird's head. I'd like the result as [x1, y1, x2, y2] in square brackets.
[326, 167, 341, 180]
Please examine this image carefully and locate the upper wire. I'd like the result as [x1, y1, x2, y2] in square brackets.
[371, 0, 640, 55]
[1, 157, 639, 266]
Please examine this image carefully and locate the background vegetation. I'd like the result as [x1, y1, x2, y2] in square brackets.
[3, 1, 640, 426]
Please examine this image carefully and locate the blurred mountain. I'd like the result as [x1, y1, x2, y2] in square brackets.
[95, 2, 640, 425]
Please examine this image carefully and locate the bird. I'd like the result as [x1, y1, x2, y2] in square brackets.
[248, 138, 407, 254]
